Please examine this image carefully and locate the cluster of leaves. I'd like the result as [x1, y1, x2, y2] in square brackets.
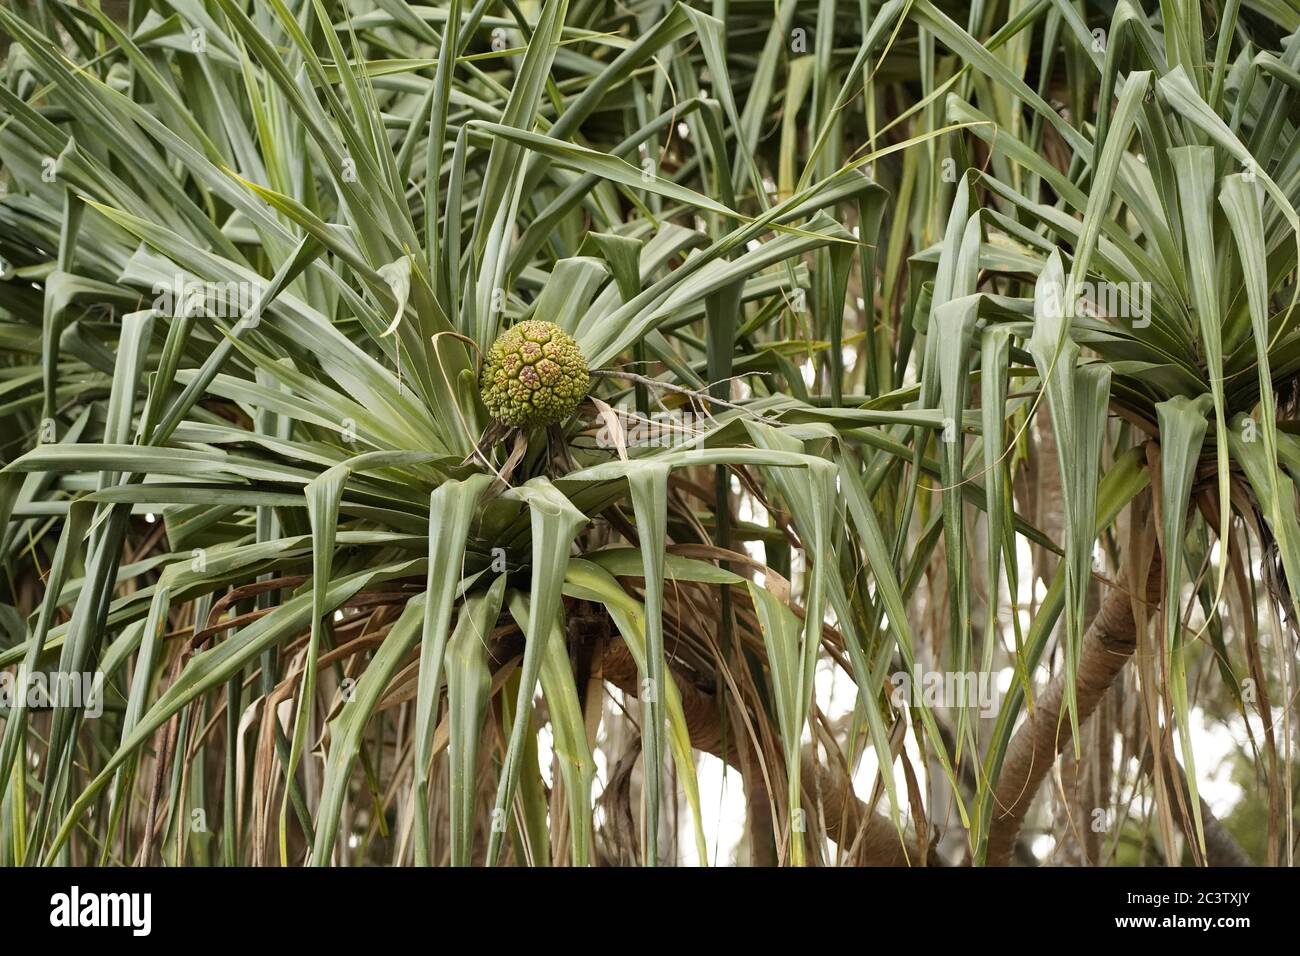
[0, 0, 1298, 866]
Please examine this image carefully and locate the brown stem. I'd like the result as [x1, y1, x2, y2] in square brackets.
[986, 556, 1163, 866]
[1141, 745, 1253, 867]
[599, 637, 924, 865]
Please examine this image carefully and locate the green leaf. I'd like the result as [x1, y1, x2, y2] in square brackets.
[485, 478, 587, 866]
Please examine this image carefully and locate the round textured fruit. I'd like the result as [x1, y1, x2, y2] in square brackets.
[479, 320, 590, 428]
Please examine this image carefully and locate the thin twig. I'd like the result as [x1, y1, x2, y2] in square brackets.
[588, 369, 768, 421]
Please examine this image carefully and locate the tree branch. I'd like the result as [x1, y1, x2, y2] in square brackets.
[599, 637, 926, 865]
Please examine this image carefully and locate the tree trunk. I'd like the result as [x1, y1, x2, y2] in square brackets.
[986, 556, 1162, 865]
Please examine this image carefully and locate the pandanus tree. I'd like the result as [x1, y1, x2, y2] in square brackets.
[926, 2, 1300, 864]
[0, 0, 1297, 867]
